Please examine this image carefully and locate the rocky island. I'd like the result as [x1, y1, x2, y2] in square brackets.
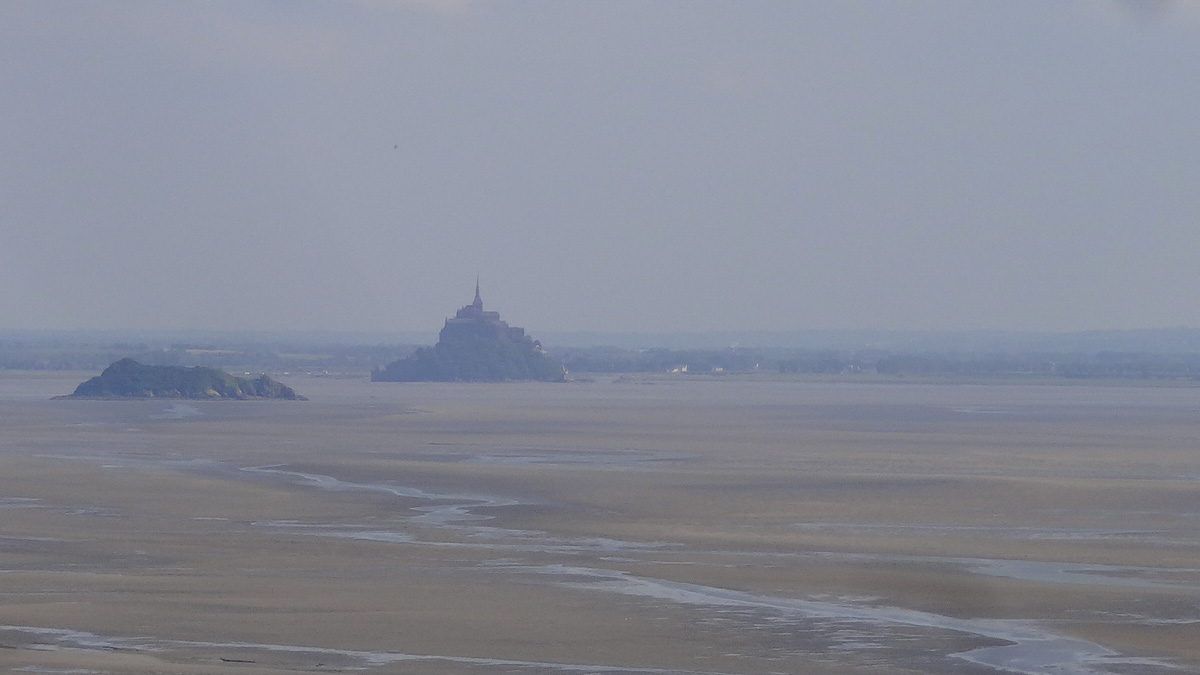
[59, 358, 306, 400]
[372, 283, 566, 382]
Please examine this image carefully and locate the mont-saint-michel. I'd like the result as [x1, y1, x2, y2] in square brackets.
[59, 358, 305, 400]
[372, 283, 566, 382]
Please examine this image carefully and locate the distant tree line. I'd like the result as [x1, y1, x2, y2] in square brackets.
[554, 347, 764, 374]
[555, 346, 1200, 381]
[872, 351, 1200, 379]
[6, 338, 1200, 382]
[555, 346, 872, 375]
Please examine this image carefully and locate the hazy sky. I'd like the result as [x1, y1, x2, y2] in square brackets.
[2, 1, 1198, 335]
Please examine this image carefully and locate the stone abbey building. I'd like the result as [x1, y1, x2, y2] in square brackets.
[372, 282, 565, 383]
[441, 280, 529, 343]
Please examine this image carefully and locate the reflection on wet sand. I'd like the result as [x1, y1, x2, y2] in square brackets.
[2, 377, 1200, 674]
[244, 464, 668, 551]
[0, 624, 728, 675]
[504, 564, 1174, 675]
[240, 464, 1190, 674]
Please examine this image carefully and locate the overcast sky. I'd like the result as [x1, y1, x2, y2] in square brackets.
[2, 1, 1198, 335]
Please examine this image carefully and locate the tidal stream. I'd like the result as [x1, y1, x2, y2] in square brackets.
[240, 463, 1186, 675]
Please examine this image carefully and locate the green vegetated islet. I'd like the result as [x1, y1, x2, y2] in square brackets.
[62, 358, 305, 400]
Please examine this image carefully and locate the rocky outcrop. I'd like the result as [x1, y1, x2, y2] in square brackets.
[59, 358, 306, 400]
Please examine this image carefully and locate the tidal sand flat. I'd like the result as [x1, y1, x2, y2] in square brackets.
[1, 375, 1198, 674]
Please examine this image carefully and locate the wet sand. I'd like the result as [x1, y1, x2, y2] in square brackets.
[1, 374, 1199, 674]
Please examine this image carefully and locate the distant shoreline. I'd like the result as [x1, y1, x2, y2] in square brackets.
[9, 370, 1200, 393]
[6, 328, 1200, 383]
[6, 326, 1200, 352]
